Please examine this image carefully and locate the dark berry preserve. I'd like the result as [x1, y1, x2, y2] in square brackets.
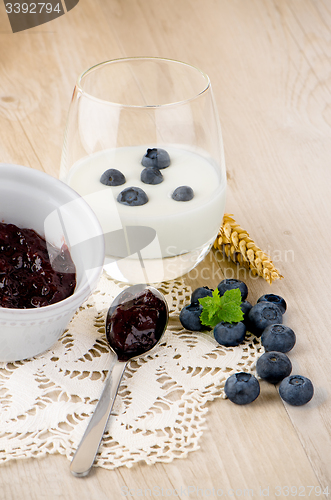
[106, 289, 167, 361]
[0, 222, 76, 309]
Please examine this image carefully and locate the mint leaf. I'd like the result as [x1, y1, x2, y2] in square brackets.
[199, 288, 244, 327]
[217, 300, 244, 323]
[199, 289, 222, 325]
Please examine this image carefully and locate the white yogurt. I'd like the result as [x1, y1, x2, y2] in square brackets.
[66, 145, 226, 282]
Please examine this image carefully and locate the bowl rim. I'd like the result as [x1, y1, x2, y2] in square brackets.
[0, 163, 105, 317]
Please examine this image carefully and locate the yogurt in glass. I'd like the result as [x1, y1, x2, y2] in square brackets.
[66, 144, 226, 283]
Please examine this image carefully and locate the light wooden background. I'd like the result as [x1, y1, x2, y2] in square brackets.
[1, 0, 331, 498]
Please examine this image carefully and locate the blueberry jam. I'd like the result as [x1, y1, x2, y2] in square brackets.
[0, 222, 76, 309]
[106, 289, 167, 361]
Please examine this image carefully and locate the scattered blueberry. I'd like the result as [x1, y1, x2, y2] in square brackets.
[172, 186, 194, 201]
[214, 321, 246, 347]
[141, 148, 170, 169]
[179, 303, 203, 331]
[240, 300, 252, 321]
[141, 167, 163, 185]
[224, 372, 260, 405]
[117, 187, 148, 206]
[178, 278, 311, 409]
[100, 168, 126, 186]
[279, 375, 314, 406]
[256, 351, 292, 384]
[257, 294, 287, 314]
[246, 302, 283, 337]
[191, 286, 213, 305]
[217, 279, 248, 301]
[261, 324, 296, 353]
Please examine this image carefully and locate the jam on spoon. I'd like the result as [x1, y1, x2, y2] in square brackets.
[70, 285, 168, 477]
[106, 288, 167, 361]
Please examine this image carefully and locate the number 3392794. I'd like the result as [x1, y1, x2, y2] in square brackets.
[5, 3, 62, 14]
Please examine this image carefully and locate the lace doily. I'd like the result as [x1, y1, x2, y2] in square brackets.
[0, 273, 263, 469]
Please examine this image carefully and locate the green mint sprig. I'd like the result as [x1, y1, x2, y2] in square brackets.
[198, 288, 244, 327]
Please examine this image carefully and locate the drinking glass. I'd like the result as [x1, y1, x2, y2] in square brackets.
[60, 57, 226, 284]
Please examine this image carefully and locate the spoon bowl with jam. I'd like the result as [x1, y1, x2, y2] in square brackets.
[70, 284, 168, 477]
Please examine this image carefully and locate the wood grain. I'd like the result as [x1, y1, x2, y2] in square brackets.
[1, 0, 331, 497]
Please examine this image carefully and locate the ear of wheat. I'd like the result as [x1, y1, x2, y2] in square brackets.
[213, 214, 283, 285]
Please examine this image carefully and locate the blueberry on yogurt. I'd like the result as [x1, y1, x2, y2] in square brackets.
[100, 168, 126, 186]
[141, 148, 171, 169]
[172, 186, 194, 201]
[117, 187, 148, 206]
[141, 167, 164, 185]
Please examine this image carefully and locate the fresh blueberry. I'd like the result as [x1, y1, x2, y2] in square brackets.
[172, 186, 194, 201]
[140, 167, 163, 185]
[100, 168, 126, 186]
[279, 375, 314, 406]
[246, 302, 283, 337]
[256, 351, 292, 384]
[117, 187, 148, 206]
[257, 294, 287, 314]
[214, 321, 246, 347]
[141, 148, 170, 169]
[217, 279, 248, 301]
[191, 286, 213, 305]
[224, 372, 260, 405]
[261, 324, 296, 353]
[179, 303, 203, 331]
[240, 300, 252, 321]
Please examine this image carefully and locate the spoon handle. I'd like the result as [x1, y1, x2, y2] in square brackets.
[70, 359, 127, 477]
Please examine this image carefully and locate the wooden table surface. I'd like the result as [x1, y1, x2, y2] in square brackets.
[1, 0, 331, 498]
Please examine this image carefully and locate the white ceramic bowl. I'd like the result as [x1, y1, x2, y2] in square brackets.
[0, 164, 105, 362]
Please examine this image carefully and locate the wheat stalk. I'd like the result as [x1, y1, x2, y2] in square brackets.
[214, 213, 283, 284]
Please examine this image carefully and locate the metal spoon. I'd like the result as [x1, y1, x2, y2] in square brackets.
[70, 284, 169, 477]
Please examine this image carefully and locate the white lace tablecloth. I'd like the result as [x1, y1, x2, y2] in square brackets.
[0, 273, 263, 469]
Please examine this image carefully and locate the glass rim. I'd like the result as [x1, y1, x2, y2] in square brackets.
[76, 56, 211, 108]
